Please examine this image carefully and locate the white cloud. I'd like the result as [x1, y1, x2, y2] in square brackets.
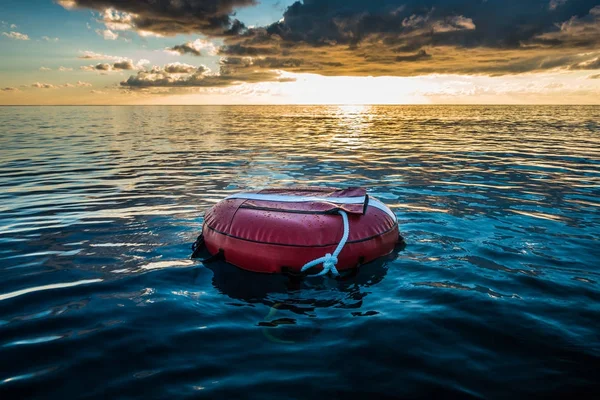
[136, 59, 150, 68]
[10, 24, 17, 29]
[138, 30, 163, 38]
[2, 31, 30, 40]
[77, 81, 93, 87]
[81, 58, 143, 72]
[164, 62, 198, 73]
[93, 7, 164, 38]
[78, 50, 125, 61]
[42, 36, 60, 42]
[81, 63, 111, 72]
[100, 8, 135, 31]
[32, 82, 57, 89]
[58, 66, 73, 72]
[96, 29, 119, 40]
[39, 67, 51, 71]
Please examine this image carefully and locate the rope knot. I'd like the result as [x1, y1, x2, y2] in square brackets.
[323, 253, 338, 266]
[300, 210, 348, 278]
[322, 253, 339, 276]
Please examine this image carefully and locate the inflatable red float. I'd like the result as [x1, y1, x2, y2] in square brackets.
[191, 187, 403, 277]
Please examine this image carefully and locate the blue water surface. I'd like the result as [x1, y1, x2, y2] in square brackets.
[0, 105, 599, 399]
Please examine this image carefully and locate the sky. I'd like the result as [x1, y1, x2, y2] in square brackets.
[1, 0, 600, 105]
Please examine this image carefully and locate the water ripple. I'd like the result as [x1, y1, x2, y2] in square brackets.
[0, 105, 599, 398]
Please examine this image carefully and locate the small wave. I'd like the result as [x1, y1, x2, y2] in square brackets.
[0, 279, 103, 301]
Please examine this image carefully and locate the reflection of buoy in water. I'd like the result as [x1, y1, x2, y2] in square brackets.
[192, 187, 404, 277]
[261, 303, 296, 344]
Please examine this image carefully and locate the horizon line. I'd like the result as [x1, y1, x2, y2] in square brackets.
[1, 104, 600, 107]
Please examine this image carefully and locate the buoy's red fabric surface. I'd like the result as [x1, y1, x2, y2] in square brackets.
[202, 187, 400, 274]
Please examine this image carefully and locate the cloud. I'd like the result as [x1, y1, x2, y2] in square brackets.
[256, 1, 600, 49]
[81, 58, 144, 72]
[77, 81, 93, 87]
[251, 57, 303, 68]
[165, 39, 218, 56]
[163, 62, 198, 73]
[32, 82, 57, 89]
[219, 44, 281, 56]
[570, 57, 600, 70]
[2, 31, 29, 40]
[96, 29, 118, 40]
[1, 87, 19, 91]
[395, 50, 432, 62]
[81, 63, 109, 72]
[58, 66, 73, 72]
[78, 50, 124, 61]
[549, 0, 569, 10]
[63, 0, 600, 84]
[113, 60, 136, 70]
[39, 67, 51, 71]
[589, 73, 600, 79]
[120, 62, 287, 88]
[545, 82, 564, 89]
[63, 83, 75, 88]
[42, 36, 59, 42]
[90, 90, 106, 94]
[58, 0, 257, 37]
[532, 6, 600, 48]
[209, 1, 600, 79]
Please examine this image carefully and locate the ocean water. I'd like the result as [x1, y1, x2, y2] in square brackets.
[0, 105, 599, 399]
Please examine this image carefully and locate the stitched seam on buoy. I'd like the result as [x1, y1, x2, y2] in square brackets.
[203, 222, 398, 248]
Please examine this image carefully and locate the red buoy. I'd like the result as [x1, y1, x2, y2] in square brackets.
[194, 187, 401, 275]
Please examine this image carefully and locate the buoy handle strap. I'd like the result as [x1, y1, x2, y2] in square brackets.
[301, 209, 349, 278]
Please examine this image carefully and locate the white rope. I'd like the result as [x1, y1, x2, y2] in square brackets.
[301, 210, 349, 277]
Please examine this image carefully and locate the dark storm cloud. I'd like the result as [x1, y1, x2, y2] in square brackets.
[109, 0, 600, 87]
[253, 57, 303, 68]
[166, 43, 202, 56]
[58, 0, 256, 36]
[210, 0, 600, 77]
[258, 0, 600, 49]
[219, 44, 281, 56]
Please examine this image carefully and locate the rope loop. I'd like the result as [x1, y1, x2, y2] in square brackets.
[301, 210, 349, 278]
